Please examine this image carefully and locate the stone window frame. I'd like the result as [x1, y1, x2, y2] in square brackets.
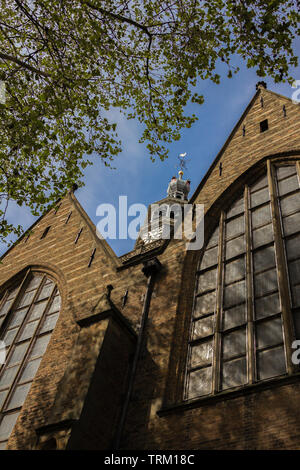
[0, 269, 61, 449]
[184, 159, 300, 401]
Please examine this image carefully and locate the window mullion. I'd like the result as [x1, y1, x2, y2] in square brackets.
[267, 159, 294, 374]
[212, 212, 224, 393]
[245, 185, 255, 384]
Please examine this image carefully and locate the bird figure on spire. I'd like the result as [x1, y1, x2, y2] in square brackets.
[177, 152, 189, 172]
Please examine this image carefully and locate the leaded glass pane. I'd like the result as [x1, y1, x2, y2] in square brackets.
[201, 246, 218, 269]
[28, 301, 48, 321]
[283, 212, 300, 236]
[289, 259, 300, 285]
[257, 346, 286, 380]
[225, 235, 245, 260]
[255, 269, 278, 297]
[250, 174, 268, 192]
[252, 224, 273, 249]
[7, 342, 29, 366]
[37, 283, 54, 301]
[250, 187, 270, 208]
[276, 165, 297, 180]
[187, 366, 212, 398]
[7, 287, 19, 301]
[0, 412, 19, 440]
[0, 390, 8, 409]
[194, 291, 216, 317]
[293, 312, 300, 339]
[2, 328, 18, 347]
[48, 295, 61, 314]
[26, 276, 43, 292]
[200, 246, 219, 270]
[40, 313, 59, 334]
[197, 269, 217, 294]
[255, 292, 281, 320]
[19, 358, 42, 383]
[226, 216, 244, 239]
[6, 383, 31, 410]
[280, 193, 300, 217]
[222, 328, 246, 359]
[224, 258, 245, 285]
[222, 304, 246, 330]
[256, 317, 283, 349]
[291, 284, 300, 307]
[226, 196, 244, 219]
[253, 245, 276, 272]
[251, 204, 271, 229]
[224, 280, 246, 307]
[278, 174, 299, 196]
[9, 309, 27, 329]
[0, 300, 13, 317]
[286, 235, 300, 260]
[0, 367, 18, 389]
[192, 315, 214, 340]
[18, 321, 39, 342]
[207, 227, 219, 248]
[190, 340, 213, 368]
[18, 291, 35, 308]
[221, 357, 247, 390]
[0, 441, 6, 449]
[29, 334, 51, 359]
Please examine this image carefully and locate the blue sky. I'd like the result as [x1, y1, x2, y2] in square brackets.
[1, 42, 300, 257]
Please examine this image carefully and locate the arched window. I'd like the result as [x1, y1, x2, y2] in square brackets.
[185, 160, 300, 400]
[0, 271, 61, 449]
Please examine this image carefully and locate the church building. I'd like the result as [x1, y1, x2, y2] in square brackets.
[1, 83, 300, 449]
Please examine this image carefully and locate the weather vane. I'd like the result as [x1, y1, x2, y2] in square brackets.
[177, 152, 190, 172]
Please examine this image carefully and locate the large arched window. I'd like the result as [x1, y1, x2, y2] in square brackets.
[0, 271, 61, 449]
[185, 160, 300, 400]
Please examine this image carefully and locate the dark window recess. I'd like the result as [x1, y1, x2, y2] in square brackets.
[41, 226, 51, 239]
[54, 204, 61, 215]
[65, 212, 72, 224]
[283, 105, 287, 117]
[260, 119, 268, 133]
[242, 125, 246, 137]
[74, 228, 83, 244]
[219, 163, 223, 176]
[260, 96, 264, 108]
[88, 248, 96, 267]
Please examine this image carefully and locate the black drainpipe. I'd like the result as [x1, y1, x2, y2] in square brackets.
[114, 257, 162, 450]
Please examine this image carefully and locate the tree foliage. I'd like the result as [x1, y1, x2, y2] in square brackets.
[0, 0, 299, 243]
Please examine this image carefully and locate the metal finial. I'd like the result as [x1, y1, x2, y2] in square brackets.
[177, 152, 190, 173]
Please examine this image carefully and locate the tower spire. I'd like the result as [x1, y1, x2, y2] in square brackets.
[167, 152, 191, 200]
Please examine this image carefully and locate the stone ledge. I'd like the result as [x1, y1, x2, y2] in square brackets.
[158, 371, 300, 417]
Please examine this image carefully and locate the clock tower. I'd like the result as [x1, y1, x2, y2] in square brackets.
[137, 171, 191, 246]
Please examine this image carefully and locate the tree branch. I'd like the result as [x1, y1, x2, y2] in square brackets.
[0, 52, 50, 78]
[80, 0, 152, 37]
